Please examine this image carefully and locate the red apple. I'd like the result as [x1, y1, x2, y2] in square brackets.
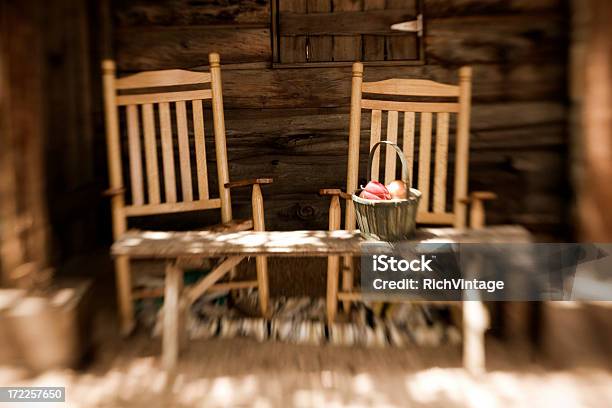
[361, 180, 391, 200]
[359, 189, 382, 200]
[386, 180, 408, 199]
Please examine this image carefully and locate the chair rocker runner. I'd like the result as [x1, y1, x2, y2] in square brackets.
[102, 53, 271, 334]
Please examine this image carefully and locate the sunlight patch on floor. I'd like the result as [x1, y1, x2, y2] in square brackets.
[405, 368, 612, 408]
[1, 360, 612, 407]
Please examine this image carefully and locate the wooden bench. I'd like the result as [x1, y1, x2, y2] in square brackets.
[112, 225, 530, 373]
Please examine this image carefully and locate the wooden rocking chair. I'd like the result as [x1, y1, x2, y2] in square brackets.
[102, 53, 271, 334]
[320, 63, 496, 373]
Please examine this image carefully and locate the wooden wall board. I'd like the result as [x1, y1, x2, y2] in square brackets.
[113, 0, 270, 26]
[423, 0, 564, 18]
[115, 27, 271, 70]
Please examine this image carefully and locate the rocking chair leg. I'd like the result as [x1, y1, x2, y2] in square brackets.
[115, 256, 135, 335]
[163, 262, 184, 371]
[327, 256, 340, 324]
[327, 195, 341, 324]
[463, 300, 488, 375]
[252, 184, 270, 317]
[255, 257, 269, 317]
[463, 254, 489, 375]
[341, 257, 354, 312]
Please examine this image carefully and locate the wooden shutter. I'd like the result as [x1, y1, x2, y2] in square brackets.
[274, 0, 423, 66]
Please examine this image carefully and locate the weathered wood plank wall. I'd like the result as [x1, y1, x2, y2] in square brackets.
[111, 0, 569, 239]
[44, 0, 102, 261]
[0, 1, 51, 285]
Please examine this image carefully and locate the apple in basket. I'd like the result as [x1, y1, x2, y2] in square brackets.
[386, 180, 408, 199]
[359, 181, 391, 200]
[359, 180, 408, 200]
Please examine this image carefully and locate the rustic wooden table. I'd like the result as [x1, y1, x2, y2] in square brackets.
[112, 225, 530, 373]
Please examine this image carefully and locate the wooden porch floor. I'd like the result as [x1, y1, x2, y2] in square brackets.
[1, 253, 611, 407]
[1, 330, 611, 407]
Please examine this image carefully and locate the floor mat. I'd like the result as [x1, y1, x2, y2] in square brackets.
[142, 291, 461, 348]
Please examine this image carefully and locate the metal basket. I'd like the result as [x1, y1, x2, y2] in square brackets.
[352, 141, 421, 241]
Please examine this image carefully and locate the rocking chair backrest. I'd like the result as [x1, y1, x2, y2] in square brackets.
[346, 63, 472, 229]
[102, 53, 232, 238]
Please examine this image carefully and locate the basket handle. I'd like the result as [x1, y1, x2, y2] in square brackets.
[367, 141, 410, 186]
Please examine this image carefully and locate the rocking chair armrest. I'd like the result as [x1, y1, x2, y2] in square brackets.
[460, 191, 498, 229]
[319, 189, 352, 200]
[320, 189, 344, 230]
[102, 187, 126, 197]
[459, 191, 498, 204]
[224, 178, 273, 189]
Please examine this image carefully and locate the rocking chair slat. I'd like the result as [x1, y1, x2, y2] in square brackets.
[115, 70, 211, 90]
[403, 112, 415, 187]
[116, 89, 212, 106]
[126, 105, 144, 206]
[192, 100, 209, 200]
[418, 112, 432, 212]
[142, 103, 161, 204]
[361, 99, 460, 113]
[434, 112, 450, 213]
[369, 109, 382, 181]
[159, 102, 177, 203]
[175, 101, 193, 202]
[415, 211, 455, 224]
[124, 199, 221, 217]
[385, 110, 399, 185]
[362, 78, 460, 98]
